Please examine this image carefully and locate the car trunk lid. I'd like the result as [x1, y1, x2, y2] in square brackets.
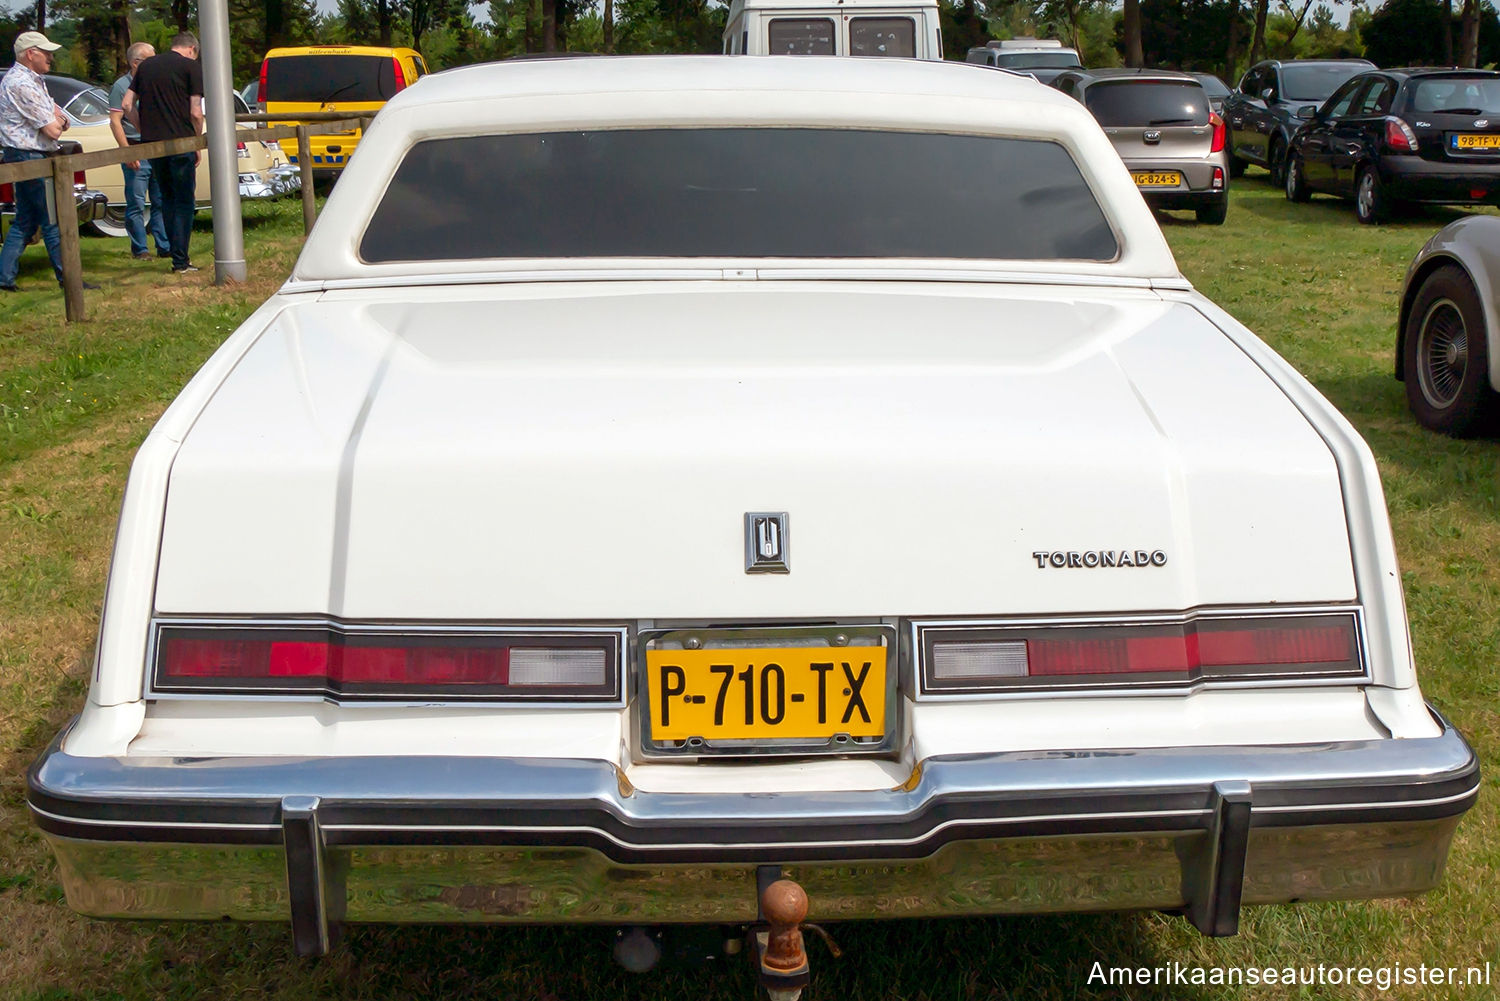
[154, 282, 1357, 620]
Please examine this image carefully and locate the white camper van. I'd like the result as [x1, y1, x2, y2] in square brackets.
[723, 0, 942, 59]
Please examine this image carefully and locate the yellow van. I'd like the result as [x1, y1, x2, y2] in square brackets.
[258, 45, 427, 176]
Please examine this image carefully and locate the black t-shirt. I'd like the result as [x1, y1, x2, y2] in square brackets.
[131, 50, 203, 143]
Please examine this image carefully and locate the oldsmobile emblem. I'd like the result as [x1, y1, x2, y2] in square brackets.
[1032, 549, 1168, 569]
[745, 512, 790, 574]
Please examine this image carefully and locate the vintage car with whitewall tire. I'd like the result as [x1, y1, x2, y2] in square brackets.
[27, 57, 1478, 982]
[1397, 215, 1500, 435]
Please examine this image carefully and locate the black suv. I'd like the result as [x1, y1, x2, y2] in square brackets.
[1224, 59, 1373, 185]
[1285, 68, 1500, 224]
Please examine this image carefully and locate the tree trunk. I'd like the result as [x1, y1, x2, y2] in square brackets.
[34, 0, 44, 29]
[1225, 0, 1241, 83]
[377, 0, 393, 46]
[542, 0, 557, 51]
[1443, 0, 1454, 65]
[1249, 0, 1269, 64]
[172, 0, 191, 32]
[604, 0, 613, 52]
[1461, 0, 1480, 67]
[265, 0, 286, 50]
[1123, 0, 1143, 67]
[113, 0, 132, 76]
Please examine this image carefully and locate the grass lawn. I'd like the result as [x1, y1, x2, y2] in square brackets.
[0, 178, 1497, 1000]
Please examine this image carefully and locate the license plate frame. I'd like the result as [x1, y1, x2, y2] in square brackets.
[1451, 133, 1500, 150]
[637, 624, 899, 758]
[1132, 171, 1184, 187]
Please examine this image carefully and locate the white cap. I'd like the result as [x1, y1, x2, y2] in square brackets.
[14, 31, 62, 57]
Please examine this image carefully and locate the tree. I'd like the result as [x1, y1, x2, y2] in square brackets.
[1122, 0, 1142, 65]
[1362, 0, 1500, 68]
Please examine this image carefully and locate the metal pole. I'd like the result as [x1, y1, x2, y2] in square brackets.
[199, 0, 247, 284]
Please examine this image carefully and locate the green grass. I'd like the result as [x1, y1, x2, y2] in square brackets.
[1, 179, 1498, 1000]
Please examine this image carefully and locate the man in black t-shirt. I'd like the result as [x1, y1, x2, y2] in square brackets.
[123, 32, 203, 273]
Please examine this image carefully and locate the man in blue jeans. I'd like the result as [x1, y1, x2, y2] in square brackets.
[124, 32, 202, 274]
[108, 41, 169, 260]
[0, 30, 100, 292]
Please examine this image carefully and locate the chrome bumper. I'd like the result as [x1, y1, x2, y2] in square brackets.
[29, 712, 1478, 954]
[73, 186, 108, 224]
[238, 166, 302, 201]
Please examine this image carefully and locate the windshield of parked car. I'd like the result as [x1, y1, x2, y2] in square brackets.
[360, 128, 1118, 263]
[1084, 81, 1210, 127]
[1280, 64, 1366, 103]
[65, 87, 111, 124]
[263, 55, 398, 103]
[994, 51, 1082, 68]
[1408, 75, 1500, 114]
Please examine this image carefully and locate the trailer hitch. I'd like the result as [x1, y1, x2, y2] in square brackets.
[750, 874, 841, 1001]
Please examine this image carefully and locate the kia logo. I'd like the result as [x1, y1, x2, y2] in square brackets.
[1477, 119, 1490, 128]
[1143, 130, 1162, 144]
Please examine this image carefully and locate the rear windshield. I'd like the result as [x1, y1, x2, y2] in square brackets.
[994, 51, 1082, 69]
[1084, 81, 1210, 127]
[360, 128, 1117, 262]
[1280, 64, 1366, 103]
[768, 19, 835, 55]
[849, 18, 915, 57]
[263, 54, 397, 104]
[1193, 75, 1229, 98]
[1407, 75, 1500, 114]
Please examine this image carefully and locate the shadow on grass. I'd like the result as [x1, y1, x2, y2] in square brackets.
[22, 910, 1222, 1001]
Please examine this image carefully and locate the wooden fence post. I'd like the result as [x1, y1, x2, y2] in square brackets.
[297, 125, 317, 234]
[51, 157, 85, 322]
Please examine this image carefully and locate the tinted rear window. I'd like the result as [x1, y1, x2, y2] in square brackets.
[1084, 81, 1210, 127]
[263, 55, 397, 103]
[360, 128, 1117, 262]
[768, 19, 835, 55]
[850, 18, 915, 57]
[1280, 64, 1366, 103]
[1408, 75, 1500, 114]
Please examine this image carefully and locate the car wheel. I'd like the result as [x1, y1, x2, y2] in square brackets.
[1403, 265, 1496, 435]
[88, 205, 128, 239]
[1268, 139, 1287, 187]
[1355, 166, 1387, 224]
[1196, 198, 1228, 225]
[1285, 154, 1311, 203]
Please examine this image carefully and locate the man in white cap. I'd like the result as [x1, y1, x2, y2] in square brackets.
[0, 30, 99, 292]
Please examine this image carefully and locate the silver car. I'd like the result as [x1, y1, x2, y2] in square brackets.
[1053, 68, 1230, 224]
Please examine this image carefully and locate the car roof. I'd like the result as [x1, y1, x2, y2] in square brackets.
[400, 53, 1078, 106]
[1062, 67, 1200, 85]
[1257, 58, 1374, 69]
[42, 75, 105, 99]
[1379, 66, 1500, 79]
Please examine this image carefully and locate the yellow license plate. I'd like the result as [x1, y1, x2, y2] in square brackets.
[646, 646, 886, 741]
[1453, 134, 1500, 149]
[1133, 171, 1183, 187]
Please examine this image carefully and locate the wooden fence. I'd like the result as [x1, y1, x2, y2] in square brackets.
[0, 112, 372, 322]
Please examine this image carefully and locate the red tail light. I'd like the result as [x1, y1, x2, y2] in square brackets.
[393, 56, 407, 92]
[73, 169, 85, 187]
[0, 182, 12, 203]
[1209, 111, 1226, 153]
[155, 623, 624, 702]
[920, 611, 1363, 693]
[1385, 117, 1419, 153]
[258, 58, 269, 104]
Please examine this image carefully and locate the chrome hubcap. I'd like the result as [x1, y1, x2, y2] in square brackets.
[1419, 298, 1467, 407]
[1358, 176, 1374, 216]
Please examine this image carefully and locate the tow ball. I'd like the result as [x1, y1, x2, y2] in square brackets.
[750, 876, 841, 1001]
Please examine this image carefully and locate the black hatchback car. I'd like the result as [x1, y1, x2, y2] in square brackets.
[1284, 68, 1500, 223]
[1224, 59, 1373, 185]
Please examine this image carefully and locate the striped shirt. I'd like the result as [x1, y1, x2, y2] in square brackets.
[0, 62, 59, 151]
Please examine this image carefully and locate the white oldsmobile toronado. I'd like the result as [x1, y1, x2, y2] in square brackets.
[29, 57, 1477, 965]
